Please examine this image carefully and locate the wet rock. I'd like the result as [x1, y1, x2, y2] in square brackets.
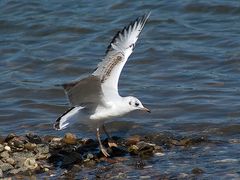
[26, 133, 42, 144]
[1, 151, 10, 159]
[62, 133, 77, 145]
[5, 133, 17, 142]
[192, 167, 204, 174]
[0, 144, 4, 152]
[153, 145, 164, 154]
[61, 152, 82, 168]
[128, 145, 139, 155]
[137, 141, 155, 156]
[36, 144, 49, 154]
[0, 162, 14, 172]
[128, 141, 155, 157]
[24, 158, 38, 170]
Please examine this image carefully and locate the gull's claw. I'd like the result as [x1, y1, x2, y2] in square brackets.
[100, 145, 110, 157]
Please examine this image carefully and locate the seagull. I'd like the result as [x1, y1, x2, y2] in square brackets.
[54, 13, 151, 157]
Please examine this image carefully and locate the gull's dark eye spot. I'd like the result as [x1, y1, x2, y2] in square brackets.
[135, 102, 139, 106]
[129, 101, 132, 105]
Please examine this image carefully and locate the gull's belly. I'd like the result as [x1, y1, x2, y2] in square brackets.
[90, 107, 127, 120]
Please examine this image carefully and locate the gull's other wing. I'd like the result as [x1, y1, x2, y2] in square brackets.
[92, 13, 150, 97]
[62, 76, 104, 107]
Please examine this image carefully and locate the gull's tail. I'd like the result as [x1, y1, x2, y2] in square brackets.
[54, 106, 84, 130]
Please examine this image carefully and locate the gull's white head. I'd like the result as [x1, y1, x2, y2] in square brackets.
[123, 96, 150, 113]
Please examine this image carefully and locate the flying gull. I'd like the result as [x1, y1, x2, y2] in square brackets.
[54, 13, 151, 157]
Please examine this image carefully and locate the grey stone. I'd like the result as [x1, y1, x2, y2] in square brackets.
[9, 167, 27, 175]
[36, 144, 49, 154]
[0, 162, 14, 172]
[6, 158, 15, 165]
[0, 151, 9, 159]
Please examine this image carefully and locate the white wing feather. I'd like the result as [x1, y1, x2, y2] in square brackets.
[92, 13, 150, 97]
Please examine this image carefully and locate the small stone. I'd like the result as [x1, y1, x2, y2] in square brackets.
[0, 162, 14, 172]
[154, 152, 165, 156]
[0, 169, 3, 178]
[126, 135, 141, 145]
[62, 133, 77, 145]
[0, 144, 4, 152]
[192, 167, 204, 174]
[51, 137, 62, 142]
[6, 158, 15, 165]
[24, 142, 37, 151]
[84, 153, 94, 162]
[44, 167, 49, 172]
[128, 145, 139, 155]
[1, 151, 10, 159]
[24, 158, 38, 170]
[4, 146, 11, 151]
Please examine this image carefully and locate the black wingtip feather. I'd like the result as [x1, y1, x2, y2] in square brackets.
[105, 12, 150, 54]
[53, 107, 75, 130]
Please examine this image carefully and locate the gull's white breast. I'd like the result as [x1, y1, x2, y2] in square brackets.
[90, 101, 130, 120]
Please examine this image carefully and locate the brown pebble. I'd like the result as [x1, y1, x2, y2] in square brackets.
[126, 135, 141, 145]
[192, 167, 204, 174]
[24, 142, 37, 151]
[62, 133, 77, 145]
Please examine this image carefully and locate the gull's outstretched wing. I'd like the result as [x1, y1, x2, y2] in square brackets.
[92, 13, 150, 97]
[62, 76, 104, 107]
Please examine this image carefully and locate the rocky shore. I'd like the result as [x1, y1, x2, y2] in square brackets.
[0, 132, 209, 178]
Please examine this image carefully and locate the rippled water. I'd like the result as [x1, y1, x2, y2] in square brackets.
[0, 0, 240, 178]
